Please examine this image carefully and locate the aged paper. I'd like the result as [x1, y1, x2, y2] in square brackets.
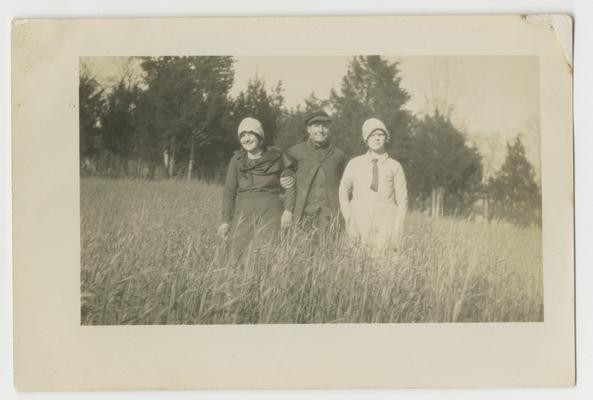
[12, 16, 574, 390]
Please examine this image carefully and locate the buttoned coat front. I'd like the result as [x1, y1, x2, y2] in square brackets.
[287, 140, 348, 222]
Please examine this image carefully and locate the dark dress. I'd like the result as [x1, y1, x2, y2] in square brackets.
[221, 148, 296, 259]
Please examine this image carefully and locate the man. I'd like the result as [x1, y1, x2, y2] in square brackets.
[281, 110, 347, 231]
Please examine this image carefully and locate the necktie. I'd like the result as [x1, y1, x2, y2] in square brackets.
[370, 159, 379, 192]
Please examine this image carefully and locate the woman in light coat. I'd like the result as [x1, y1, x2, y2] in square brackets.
[339, 118, 408, 256]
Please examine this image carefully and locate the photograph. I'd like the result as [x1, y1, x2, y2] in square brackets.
[11, 16, 574, 390]
[79, 55, 543, 325]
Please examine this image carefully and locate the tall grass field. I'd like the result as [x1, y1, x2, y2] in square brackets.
[81, 178, 543, 324]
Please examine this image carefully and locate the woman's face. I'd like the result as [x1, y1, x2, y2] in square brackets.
[240, 132, 262, 152]
[367, 130, 387, 151]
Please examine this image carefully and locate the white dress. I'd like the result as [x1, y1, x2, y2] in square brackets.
[338, 152, 408, 254]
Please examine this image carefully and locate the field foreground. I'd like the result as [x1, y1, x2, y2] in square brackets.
[81, 178, 543, 324]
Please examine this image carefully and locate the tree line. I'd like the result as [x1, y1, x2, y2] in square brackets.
[79, 56, 541, 226]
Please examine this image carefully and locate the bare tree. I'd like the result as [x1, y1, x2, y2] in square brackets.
[418, 59, 470, 218]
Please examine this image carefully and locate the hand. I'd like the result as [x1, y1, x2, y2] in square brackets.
[217, 223, 230, 239]
[280, 176, 295, 189]
[280, 210, 293, 229]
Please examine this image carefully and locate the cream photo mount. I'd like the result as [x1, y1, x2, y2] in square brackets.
[11, 15, 574, 390]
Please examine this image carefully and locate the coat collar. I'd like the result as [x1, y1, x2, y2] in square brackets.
[236, 149, 283, 174]
[306, 138, 330, 150]
[305, 139, 333, 162]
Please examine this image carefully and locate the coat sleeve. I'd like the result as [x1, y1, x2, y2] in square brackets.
[221, 156, 238, 224]
[340, 150, 348, 176]
[286, 145, 298, 161]
[281, 153, 296, 212]
[339, 160, 354, 221]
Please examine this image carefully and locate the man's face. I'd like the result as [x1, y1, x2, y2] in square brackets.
[307, 122, 331, 144]
[367, 131, 387, 152]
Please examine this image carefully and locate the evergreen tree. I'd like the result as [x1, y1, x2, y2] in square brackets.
[101, 78, 142, 176]
[137, 56, 235, 179]
[488, 135, 541, 226]
[409, 112, 483, 216]
[232, 76, 284, 148]
[79, 67, 105, 173]
[329, 56, 414, 159]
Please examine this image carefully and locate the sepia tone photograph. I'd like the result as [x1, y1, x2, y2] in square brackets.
[79, 55, 543, 325]
[12, 15, 574, 391]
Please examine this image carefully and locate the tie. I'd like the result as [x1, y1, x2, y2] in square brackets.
[370, 159, 379, 192]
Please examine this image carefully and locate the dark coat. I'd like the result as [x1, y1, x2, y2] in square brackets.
[287, 140, 347, 221]
[221, 148, 296, 259]
[221, 148, 296, 224]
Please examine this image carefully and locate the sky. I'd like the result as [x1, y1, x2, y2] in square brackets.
[83, 55, 540, 179]
[230, 55, 539, 140]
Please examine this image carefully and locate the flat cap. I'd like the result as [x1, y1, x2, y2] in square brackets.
[305, 110, 331, 126]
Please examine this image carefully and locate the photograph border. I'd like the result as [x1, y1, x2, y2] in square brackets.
[11, 15, 574, 390]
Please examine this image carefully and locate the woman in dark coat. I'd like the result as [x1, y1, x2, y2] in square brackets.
[218, 117, 296, 259]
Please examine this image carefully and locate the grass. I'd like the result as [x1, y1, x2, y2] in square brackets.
[80, 177, 543, 325]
